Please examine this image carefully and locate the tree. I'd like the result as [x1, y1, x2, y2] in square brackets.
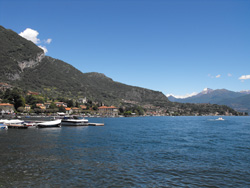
[124, 111, 132, 116]
[17, 107, 25, 113]
[49, 102, 57, 109]
[58, 105, 66, 112]
[3, 88, 25, 110]
[92, 105, 98, 111]
[67, 99, 74, 107]
[119, 107, 124, 114]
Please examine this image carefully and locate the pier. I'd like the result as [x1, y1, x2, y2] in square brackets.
[87, 123, 104, 126]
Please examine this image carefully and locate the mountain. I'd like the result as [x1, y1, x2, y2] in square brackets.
[240, 90, 250, 95]
[168, 88, 250, 113]
[0, 25, 245, 115]
[0, 25, 169, 106]
[218, 94, 250, 113]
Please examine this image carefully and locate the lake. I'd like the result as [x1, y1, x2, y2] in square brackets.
[0, 116, 250, 187]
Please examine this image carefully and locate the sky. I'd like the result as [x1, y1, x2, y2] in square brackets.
[0, 0, 250, 98]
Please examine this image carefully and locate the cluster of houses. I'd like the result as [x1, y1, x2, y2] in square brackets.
[0, 102, 119, 117]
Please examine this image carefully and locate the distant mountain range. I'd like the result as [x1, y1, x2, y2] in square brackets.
[168, 88, 250, 113]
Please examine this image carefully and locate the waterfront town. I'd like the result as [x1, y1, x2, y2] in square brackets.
[0, 83, 246, 118]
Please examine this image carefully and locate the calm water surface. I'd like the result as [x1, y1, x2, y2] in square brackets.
[0, 116, 250, 187]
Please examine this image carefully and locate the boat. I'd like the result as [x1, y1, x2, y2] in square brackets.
[36, 119, 61, 128]
[3, 119, 28, 129]
[0, 123, 8, 130]
[3, 119, 25, 124]
[216, 117, 225, 121]
[61, 116, 88, 126]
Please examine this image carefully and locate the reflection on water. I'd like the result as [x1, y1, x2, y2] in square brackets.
[0, 116, 250, 187]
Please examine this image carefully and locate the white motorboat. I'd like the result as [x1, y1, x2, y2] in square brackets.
[2, 119, 28, 129]
[3, 119, 25, 125]
[36, 119, 61, 128]
[216, 117, 225, 121]
[61, 116, 88, 126]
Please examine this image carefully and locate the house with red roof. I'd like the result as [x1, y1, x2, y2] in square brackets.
[65, 107, 73, 115]
[36, 103, 46, 110]
[72, 107, 80, 113]
[0, 103, 14, 114]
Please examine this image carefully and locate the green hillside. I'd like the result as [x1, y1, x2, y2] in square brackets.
[0, 25, 169, 106]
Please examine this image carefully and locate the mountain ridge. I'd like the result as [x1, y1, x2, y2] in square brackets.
[0, 25, 169, 107]
[168, 88, 250, 113]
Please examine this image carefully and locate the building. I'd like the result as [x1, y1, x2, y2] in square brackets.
[80, 105, 87, 110]
[78, 97, 87, 104]
[24, 104, 31, 112]
[0, 103, 15, 114]
[65, 108, 73, 115]
[72, 107, 80, 113]
[55, 102, 67, 108]
[44, 102, 51, 109]
[98, 106, 119, 117]
[36, 103, 46, 110]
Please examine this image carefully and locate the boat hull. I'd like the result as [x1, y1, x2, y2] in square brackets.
[61, 120, 88, 126]
[7, 124, 28, 129]
[36, 119, 62, 128]
[37, 123, 61, 128]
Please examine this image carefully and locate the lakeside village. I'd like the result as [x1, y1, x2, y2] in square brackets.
[0, 83, 247, 119]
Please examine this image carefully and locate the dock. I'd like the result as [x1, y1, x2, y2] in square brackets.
[87, 123, 104, 126]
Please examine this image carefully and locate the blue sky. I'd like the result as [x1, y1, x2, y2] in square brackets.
[1, 0, 249, 98]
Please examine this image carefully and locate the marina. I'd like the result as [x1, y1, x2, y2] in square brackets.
[0, 115, 104, 129]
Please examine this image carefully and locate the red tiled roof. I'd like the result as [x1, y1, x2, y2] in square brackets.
[80, 105, 87, 109]
[98, 106, 117, 109]
[98, 106, 108, 109]
[0, 103, 13, 106]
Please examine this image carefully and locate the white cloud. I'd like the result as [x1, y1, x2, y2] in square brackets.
[19, 28, 40, 44]
[208, 74, 221, 78]
[19, 28, 52, 54]
[239, 75, 250, 80]
[166, 92, 198, 99]
[38, 46, 48, 54]
[228, 73, 232, 77]
[45, 38, 52, 44]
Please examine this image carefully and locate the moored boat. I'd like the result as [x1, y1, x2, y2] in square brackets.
[3, 119, 28, 129]
[61, 116, 88, 126]
[36, 119, 61, 128]
[0, 123, 8, 130]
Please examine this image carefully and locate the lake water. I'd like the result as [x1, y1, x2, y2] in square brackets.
[0, 116, 250, 187]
